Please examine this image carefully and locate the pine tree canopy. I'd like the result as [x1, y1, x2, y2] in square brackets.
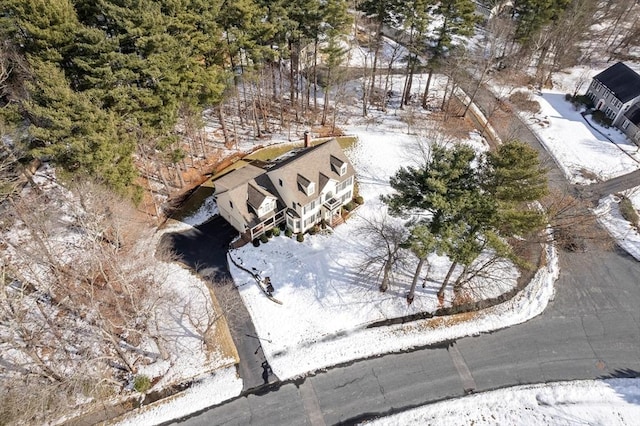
[384, 141, 548, 272]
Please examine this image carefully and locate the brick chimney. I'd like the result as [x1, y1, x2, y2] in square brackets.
[304, 131, 312, 148]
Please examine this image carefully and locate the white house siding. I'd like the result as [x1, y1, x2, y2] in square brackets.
[297, 175, 354, 233]
[257, 198, 276, 217]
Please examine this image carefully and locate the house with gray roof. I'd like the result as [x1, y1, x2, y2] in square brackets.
[585, 62, 640, 145]
[214, 138, 356, 241]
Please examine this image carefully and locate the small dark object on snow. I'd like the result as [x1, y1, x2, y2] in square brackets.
[264, 276, 274, 295]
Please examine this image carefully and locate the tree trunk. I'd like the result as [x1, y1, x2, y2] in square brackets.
[441, 75, 450, 112]
[380, 258, 392, 292]
[289, 40, 296, 107]
[437, 261, 458, 299]
[322, 68, 332, 126]
[368, 20, 384, 102]
[313, 39, 319, 110]
[422, 68, 434, 108]
[218, 105, 230, 146]
[401, 57, 416, 107]
[453, 264, 470, 295]
[407, 257, 426, 304]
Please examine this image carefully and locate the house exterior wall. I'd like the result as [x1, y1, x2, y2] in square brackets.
[587, 79, 640, 126]
[284, 175, 354, 234]
[303, 175, 354, 232]
[256, 198, 277, 217]
[621, 119, 640, 146]
[216, 193, 248, 233]
[587, 79, 623, 121]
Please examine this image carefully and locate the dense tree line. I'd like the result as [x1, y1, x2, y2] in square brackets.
[1, 0, 637, 198]
[0, 0, 353, 197]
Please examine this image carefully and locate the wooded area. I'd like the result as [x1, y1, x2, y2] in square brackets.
[1, 0, 637, 207]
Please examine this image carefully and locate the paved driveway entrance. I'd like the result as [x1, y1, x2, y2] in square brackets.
[162, 215, 278, 390]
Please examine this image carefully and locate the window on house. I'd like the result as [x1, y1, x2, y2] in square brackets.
[604, 106, 614, 118]
[306, 182, 315, 196]
[279, 179, 283, 187]
[339, 163, 347, 176]
[622, 119, 630, 130]
[303, 198, 318, 215]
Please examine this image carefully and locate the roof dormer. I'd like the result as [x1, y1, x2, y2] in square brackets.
[297, 174, 315, 196]
[330, 155, 347, 176]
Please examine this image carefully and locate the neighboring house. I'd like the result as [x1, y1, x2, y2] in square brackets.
[585, 62, 640, 134]
[214, 137, 356, 241]
[621, 104, 640, 145]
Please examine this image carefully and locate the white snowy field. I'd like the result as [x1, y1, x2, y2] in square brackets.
[367, 379, 640, 426]
[524, 91, 640, 184]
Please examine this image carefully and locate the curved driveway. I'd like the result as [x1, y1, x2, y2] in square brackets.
[170, 76, 640, 425]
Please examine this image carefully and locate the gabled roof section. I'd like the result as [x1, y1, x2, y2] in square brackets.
[330, 155, 345, 173]
[266, 139, 355, 206]
[247, 182, 275, 211]
[624, 104, 640, 125]
[214, 164, 265, 193]
[594, 62, 640, 103]
[318, 172, 332, 193]
[297, 173, 311, 189]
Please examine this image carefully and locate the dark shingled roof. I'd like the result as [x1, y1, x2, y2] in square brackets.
[594, 62, 640, 103]
[624, 104, 640, 125]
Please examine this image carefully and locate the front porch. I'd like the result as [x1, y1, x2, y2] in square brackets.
[247, 209, 286, 240]
[323, 197, 343, 228]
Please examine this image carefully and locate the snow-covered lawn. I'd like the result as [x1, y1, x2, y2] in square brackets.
[228, 100, 558, 380]
[524, 91, 640, 184]
[368, 379, 640, 425]
[116, 366, 242, 426]
[139, 221, 239, 389]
